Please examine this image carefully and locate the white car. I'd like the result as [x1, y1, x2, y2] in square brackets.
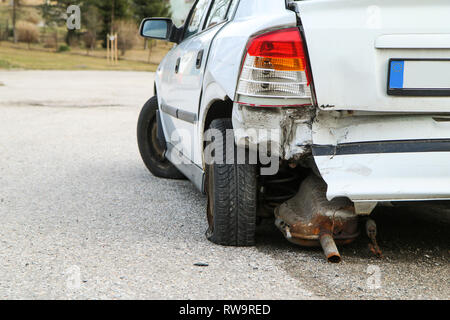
[137, 0, 450, 259]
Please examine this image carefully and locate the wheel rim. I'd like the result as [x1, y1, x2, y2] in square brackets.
[148, 116, 166, 162]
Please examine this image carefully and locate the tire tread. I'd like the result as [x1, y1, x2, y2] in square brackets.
[207, 118, 257, 246]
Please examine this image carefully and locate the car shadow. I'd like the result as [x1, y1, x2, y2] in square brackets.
[255, 204, 450, 263]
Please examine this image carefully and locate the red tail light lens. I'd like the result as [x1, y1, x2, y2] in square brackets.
[237, 28, 313, 106]
[247, 28, 306, 61]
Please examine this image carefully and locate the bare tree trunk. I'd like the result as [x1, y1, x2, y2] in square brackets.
[147, 40, 154, 64]
[12, 0, 18, 43]
[110, 0, 115, 34]
[2, 19, 9, 42]
[54, 30, 58, 52]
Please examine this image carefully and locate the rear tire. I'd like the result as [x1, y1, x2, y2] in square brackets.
[137, 96, 184, 179]
[205, 118, 258, 246]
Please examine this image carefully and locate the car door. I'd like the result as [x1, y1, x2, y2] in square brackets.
[160, 0, 235, 165]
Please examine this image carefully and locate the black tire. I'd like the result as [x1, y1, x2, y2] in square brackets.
[205, 118, 258, 246]
[137, 96, 185, 179]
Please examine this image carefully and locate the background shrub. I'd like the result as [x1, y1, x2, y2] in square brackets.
[16, 21, 39, 48]
[113, 20, 139, 56]
[57, 44, 70, 53]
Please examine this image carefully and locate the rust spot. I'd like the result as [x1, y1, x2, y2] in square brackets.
[275, 175, 360, 261]
[369, 243, 383, 258]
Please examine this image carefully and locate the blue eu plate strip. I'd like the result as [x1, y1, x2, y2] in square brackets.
[389, 60, 405, 89]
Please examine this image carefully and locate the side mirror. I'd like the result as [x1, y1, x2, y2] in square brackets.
[140, 18, 175, 41]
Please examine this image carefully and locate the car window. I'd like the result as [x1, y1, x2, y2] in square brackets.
[205, 0, 233, 29]
[184, 0, 210, 39]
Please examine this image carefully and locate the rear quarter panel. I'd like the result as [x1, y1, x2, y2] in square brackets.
[197, 0, 298, 165]
[203, 0, 298, 101]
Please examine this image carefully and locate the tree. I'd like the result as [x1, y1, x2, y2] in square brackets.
[131, 0, 171, 50]
[44, 0, 81, 26]
[93, 0, 131, 46]
[41, 0, 170, 50]
[131, 0, 171, 24]
[42, 0, 83, 46]
[40, 1, 57, 28]
[114, 19, 138, 55]
[57, 0, 84, 46]
[82, 5, 102, 54]
[12, 0, 21, 43]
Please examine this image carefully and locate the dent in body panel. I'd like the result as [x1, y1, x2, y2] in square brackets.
[312, 111, 450, 202]
[232, 104, 315, 160]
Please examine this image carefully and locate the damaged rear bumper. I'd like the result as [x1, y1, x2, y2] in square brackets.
[232, 103, 315, 160]
[233, 103, 450, 204]
[312, 112, 450, 202]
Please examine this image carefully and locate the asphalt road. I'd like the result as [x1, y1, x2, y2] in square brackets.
[0, 71, 448, 300]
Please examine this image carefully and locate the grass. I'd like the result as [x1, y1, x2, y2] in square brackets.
[0, 58, 17, 69]
[0, 1, 171, 71]
[0, 41, 162, 71]
[70, 40, 172, 65]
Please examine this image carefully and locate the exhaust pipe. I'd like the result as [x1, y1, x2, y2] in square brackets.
[274, 175, 359, 262]
[319, 233, 341, 263]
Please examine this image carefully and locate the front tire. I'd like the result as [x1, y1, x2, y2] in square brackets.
[137, 96, 184, 179]
[205, 119, 258, 246]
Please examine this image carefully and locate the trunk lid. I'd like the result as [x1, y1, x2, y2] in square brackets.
[295, 0, 450, 112]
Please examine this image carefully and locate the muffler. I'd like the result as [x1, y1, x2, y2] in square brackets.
[275, 174, 359, 263]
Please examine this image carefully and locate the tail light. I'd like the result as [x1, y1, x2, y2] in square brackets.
[236, 28, 313, 107]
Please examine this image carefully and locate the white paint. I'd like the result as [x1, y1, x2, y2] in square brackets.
[295, 0, 450, 112]
[153, 0, 450, 203]
[156, 0, 297, 166]
[313, 112, 450, 201]
[315, 152, 450, 202]
[403, 60, 450, 89]
[376, 34, 450, 49]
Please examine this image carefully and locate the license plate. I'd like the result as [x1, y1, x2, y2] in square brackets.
[388, 59, 450, 96]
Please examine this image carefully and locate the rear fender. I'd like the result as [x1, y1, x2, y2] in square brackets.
[312, 111, 450, 202]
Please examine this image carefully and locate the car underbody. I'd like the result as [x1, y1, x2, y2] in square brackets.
[233, 102, 450, 261]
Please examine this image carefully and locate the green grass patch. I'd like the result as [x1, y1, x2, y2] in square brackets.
[57, 44, 71, 53]
[0, 59, 17, 69]
[0, 42, 157, 71]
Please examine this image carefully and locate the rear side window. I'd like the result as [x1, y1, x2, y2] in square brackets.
[185, 0, 210, 39]
[205, 0, 234, 28]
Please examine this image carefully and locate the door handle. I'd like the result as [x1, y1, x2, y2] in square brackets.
[175, 58, 181, 73]
[196, 50, 204, 69]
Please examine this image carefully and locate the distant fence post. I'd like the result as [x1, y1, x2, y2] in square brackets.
[115, 33, 118, 64]
[106, 34, 110, 63]
[106, 33, 118, 65]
